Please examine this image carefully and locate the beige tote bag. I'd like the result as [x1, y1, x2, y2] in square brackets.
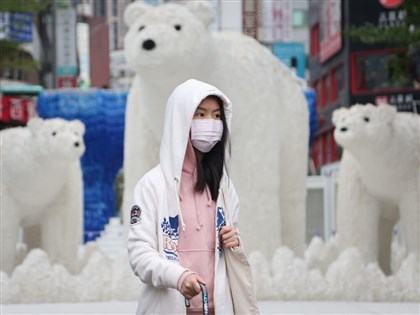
[222, 190, 259, 315]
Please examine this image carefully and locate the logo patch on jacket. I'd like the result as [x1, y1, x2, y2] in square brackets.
[130, 205, 141, 225]
[216, 206, 226, 233]
[161, 216, 179, 261]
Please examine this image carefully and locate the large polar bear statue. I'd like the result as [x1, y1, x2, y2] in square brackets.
[332, 104, 420, 274]
[0, 117, 85, 274]
[122, 1, 309, 257]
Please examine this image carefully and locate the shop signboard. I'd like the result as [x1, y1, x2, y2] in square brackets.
[319, 0, 342, 63]
[379, 0, 405, 9]
[272, 0, 292, 42]
[0, 12, 33, 42]
[272, 42, 306, 79]
[352, 92, 420, 113]
[0, 95, 37, 123]
[77, 23, 90, 88]
[349, 0, 406, 39]
[55, 8, 78, 78]
[260, 1, 292, 43]
[57, 76, 78, 88]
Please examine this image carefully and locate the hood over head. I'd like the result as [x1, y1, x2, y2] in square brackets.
[160, 79, 232, 189]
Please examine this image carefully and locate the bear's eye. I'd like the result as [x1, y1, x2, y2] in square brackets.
[174, 24, 182, 31]
[138, 25, 145, 31]
[363, 117, 370, 122]
[52, 131, 57, 136]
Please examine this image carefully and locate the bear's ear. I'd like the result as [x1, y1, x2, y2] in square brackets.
[27, 117, 44, 134]
[186, 0, 215, 28]
[332, 107, 348, 126]
[71, 119, 85, 135]
[124, 1, 150, 27]
[377, 104, 397, 123]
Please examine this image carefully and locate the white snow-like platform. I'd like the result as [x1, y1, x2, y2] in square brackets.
[2, 301, 419, 314]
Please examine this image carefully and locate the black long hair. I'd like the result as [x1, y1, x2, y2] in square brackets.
[194, 95, 230, 200]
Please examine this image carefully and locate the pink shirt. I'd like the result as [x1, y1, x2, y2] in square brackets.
[177, 140, 216, 313]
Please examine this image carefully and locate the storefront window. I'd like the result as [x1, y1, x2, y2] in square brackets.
[113, 22, 118, 50]
[352, 49, 420, 93]
[321, 75, 329, 107]
[335, 64, 344, 92]
[98, 0, 106, 18]
[112, 0, 118, 17]
[293, 9, 308, 28]
[330, 64, 343, 103]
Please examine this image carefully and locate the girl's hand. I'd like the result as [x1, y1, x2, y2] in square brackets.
[180, 274, 206, 300]
[220, 226, 240, 248]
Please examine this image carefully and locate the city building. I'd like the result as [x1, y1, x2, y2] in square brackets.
[309, 0, 419, 170]
[86, 0, 132, 89]
[243, 0, 309, 79]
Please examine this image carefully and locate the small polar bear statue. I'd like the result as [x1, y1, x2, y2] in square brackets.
[332, 103, 420, 274]
[0, 117, 86, 274]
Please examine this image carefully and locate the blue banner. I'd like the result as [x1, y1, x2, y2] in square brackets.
[9, 12, 33, 42]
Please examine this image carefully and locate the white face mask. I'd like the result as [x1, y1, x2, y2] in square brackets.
[191, 119, 224, 153]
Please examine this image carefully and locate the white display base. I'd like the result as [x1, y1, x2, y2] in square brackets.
[2, 301, 419, 315]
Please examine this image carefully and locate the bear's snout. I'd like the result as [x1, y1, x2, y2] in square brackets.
[142, 39, 156, 50]
[340, 127, 348, 132]
[74, 141, 80, 147]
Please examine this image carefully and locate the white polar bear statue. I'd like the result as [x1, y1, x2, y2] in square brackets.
[332, 104, 420, 274]
[122, 0, 309, 257]
[0, 117, 85, 274]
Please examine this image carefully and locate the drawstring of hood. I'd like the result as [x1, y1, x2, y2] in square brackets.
[174, 177, 186, 233]
[205, 186, 212, 206]
[175, 174, 214, 233]
[192, 185, 213, 231]
[193, 193, 202, 231]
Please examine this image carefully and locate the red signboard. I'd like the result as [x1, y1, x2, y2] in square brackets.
[57, 76, 77, 88]
[0, 95, 37, 123]
[379, 0, 404, 9]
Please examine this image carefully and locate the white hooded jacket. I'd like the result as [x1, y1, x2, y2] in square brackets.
[128, 79, 243, 314]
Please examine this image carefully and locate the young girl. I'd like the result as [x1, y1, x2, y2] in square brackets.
[128, 79, 257, 314]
